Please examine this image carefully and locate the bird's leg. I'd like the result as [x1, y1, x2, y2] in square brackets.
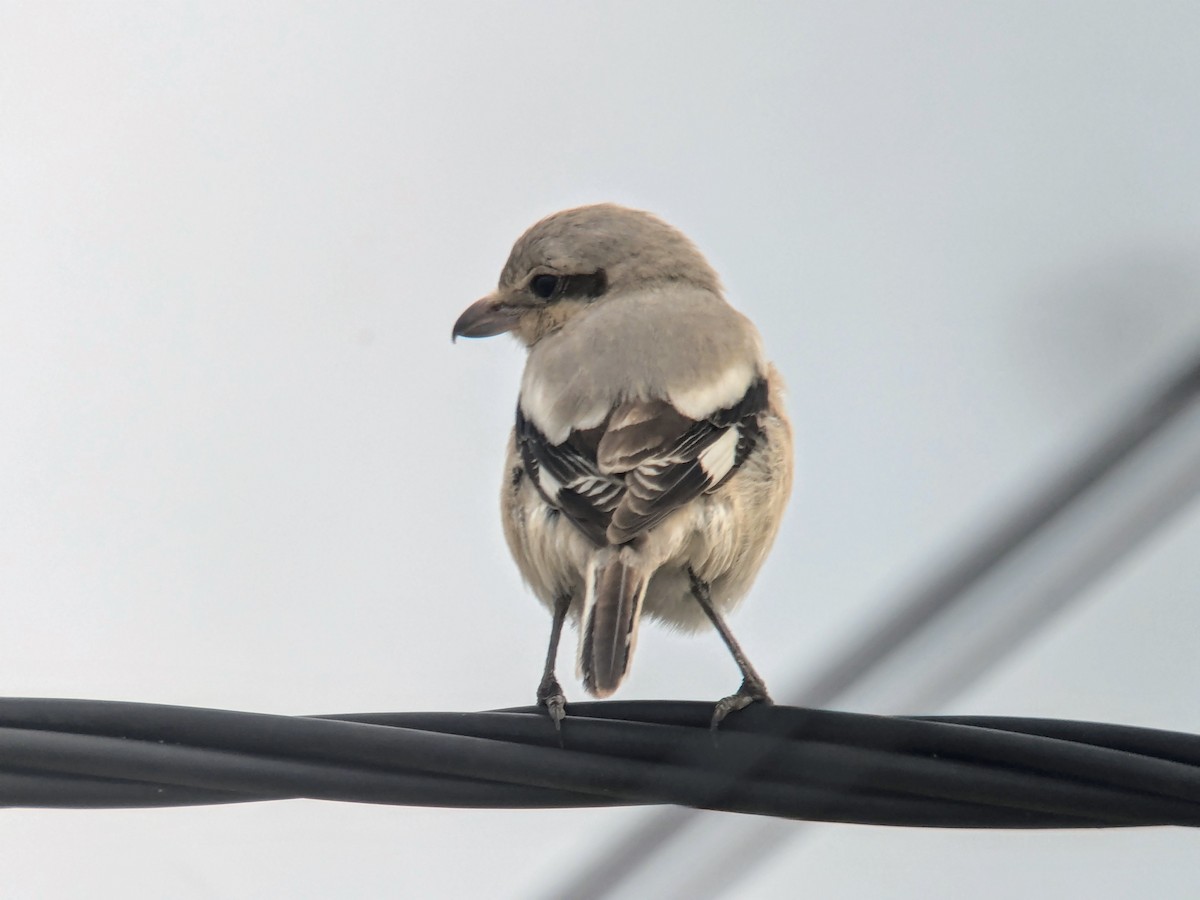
[536, 592, 571, 730]
[687, 567, 772, 729]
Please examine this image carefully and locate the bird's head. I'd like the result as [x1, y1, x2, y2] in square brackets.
[452, 203, 721, 347]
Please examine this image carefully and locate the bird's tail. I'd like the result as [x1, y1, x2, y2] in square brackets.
[579, 551, 649, 698]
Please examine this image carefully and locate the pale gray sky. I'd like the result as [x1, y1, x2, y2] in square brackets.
[2, 2, 1199, 897]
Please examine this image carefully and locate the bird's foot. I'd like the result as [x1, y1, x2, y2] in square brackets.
[710, 676, 772, 730]
[537, 675, 567, 732]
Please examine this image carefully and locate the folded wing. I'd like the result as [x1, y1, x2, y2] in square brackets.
[516, 378, 768, 547]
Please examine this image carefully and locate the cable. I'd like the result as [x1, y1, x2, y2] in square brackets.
[2, 698, 1200, 829]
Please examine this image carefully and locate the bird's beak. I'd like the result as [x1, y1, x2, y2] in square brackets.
[452, 293, 521, 342]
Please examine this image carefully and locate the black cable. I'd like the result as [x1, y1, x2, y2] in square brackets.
[2, 697, 1199, 828]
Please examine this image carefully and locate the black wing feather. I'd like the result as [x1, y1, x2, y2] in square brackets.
[515, 378, 768, 547]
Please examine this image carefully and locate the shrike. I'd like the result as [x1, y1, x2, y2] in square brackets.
[453, 204, 793, 727]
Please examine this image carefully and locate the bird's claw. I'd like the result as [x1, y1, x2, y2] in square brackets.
[537, 676, 567, 731]
[710, 677, 772, 730]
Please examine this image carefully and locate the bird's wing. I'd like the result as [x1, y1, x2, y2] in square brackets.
[516, 378, 768, 547]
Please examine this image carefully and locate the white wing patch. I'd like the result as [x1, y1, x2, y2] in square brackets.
[535, 467, 563, 502]
[697, 427, 739, 484]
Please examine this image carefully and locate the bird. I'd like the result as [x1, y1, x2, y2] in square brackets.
[452, 204, 793, 728]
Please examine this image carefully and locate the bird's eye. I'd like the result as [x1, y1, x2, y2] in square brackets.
[530, 274, 560, 299]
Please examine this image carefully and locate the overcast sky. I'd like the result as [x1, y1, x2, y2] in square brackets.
[2, 3, 1199, 897]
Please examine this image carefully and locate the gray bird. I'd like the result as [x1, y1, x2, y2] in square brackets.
[453, 204, 793, 727]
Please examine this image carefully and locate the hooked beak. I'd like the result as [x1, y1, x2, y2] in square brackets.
[452, 293, 523, 342]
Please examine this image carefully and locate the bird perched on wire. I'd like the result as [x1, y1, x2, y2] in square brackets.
[453, 204, 793, 728]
